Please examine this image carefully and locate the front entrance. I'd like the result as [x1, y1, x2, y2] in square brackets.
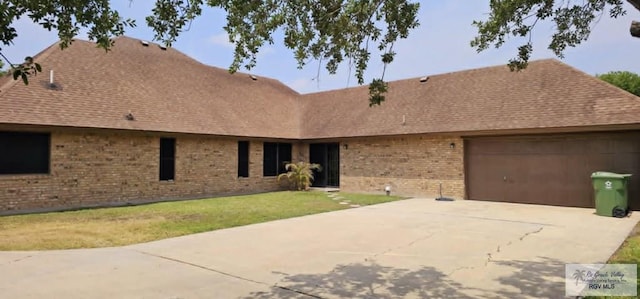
[309, 143, 340, 187]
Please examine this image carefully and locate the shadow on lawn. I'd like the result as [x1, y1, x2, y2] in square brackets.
[242, 257, 568, 299]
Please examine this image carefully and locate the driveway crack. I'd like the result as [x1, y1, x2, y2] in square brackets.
[368, 232, 436, 261]
[485, 226, 544, 266]
[134, 250, 322, 298]
[519, 227, 544, 241]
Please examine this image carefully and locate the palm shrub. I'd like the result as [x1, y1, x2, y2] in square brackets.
[277, 162, 322, 191]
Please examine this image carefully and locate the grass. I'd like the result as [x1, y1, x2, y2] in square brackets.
[0, 191, 404, 251]
[586, 222, 640, 299]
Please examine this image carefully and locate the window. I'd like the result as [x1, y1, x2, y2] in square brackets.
[159, 138, 175, 181]
[263, 142, 292, 176]
[278, 143, 292, 174]
[238, 141, 249, 178]
[263, 142, 278, 176]
[0, 131, 50, 175]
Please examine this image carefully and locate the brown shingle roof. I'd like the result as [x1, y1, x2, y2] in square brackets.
[0, 37, 301, 139]
[300, 59, 640, 138]
[2, 39, 639, 140]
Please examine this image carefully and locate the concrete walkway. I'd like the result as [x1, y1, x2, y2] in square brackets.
[1, 198, 638, 298]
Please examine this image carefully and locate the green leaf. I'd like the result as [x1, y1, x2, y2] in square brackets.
[598, 71, 640, 96]
[381, 52, 395, 64]
[146, 0, 419, 106]
[368, 78, 388, 106]
[12, 69, 21, 80]
[21, 73, 28, 85]
[35, 63, 42, 72]
[471, 0, 628, 70]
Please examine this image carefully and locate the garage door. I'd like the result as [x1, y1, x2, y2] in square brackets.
[465, 132, 640, 209]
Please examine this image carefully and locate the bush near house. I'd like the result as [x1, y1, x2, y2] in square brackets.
[277, 161, 322, 191]
[597, 71, 640, 97]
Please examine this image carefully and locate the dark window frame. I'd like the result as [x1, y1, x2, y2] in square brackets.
[238, 141, 249, 178]
[263, 142, 292, 177]
[159, 137, 176, 181]
[0, 131, 50, 175]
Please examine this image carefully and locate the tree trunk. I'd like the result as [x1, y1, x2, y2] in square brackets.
[632, 21, 640, 38]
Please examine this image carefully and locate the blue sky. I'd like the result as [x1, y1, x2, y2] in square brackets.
[3, 0, 639, 94]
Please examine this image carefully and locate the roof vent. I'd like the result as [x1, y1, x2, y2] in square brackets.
[419, 76, 429, 83]
[250, 75, 258, 81]
[125, 112, 135, 121]
[47, 70, 60, 90]
[141, 40, 149, 47]
[158, 45, 167, 51]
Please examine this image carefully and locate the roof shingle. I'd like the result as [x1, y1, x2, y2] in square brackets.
[1, 38, 639, 140]
[300, 59, 640, 138]
[0, 37, 301, 139]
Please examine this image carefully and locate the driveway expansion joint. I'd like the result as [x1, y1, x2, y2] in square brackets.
[133, 249, 267, 285]
[3, 255, 34, 265]
[274, 285, 324, 298]
[134, 249, 322, 298]
[421, 212, 558, 227]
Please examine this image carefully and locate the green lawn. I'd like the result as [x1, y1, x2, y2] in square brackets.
[586, 222, 640, 299]
[0, 191, 404, 251]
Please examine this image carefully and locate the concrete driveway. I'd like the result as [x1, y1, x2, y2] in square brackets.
[1, 198, 638, 298]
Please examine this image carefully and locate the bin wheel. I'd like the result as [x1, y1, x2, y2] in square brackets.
[612, 207, 627, 218]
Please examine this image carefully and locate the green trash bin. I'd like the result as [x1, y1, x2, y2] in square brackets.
[591, 172, 632, 217]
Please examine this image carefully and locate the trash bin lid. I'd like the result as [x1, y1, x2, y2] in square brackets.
[591, 171, 633, 179]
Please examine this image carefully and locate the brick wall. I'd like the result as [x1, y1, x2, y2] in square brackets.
[339, 135, 465, 198]
[0, 129, 302, 214]
[0, 129, 465, 213]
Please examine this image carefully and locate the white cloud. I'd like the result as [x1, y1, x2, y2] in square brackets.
[208, 32, 234, 49]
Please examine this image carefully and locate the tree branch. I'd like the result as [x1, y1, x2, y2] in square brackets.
[0, 51, 14, 66]
[627, 0, 640, 12]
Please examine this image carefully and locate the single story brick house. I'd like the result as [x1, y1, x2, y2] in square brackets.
[1, 37, 639, 214]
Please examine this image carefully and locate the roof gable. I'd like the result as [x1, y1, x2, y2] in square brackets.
[300, 59, 640, 138]
[0, 37, 301, 138]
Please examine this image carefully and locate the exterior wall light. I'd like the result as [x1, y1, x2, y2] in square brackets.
[450, 142, 456, 149]
[384, 185, 391, 196]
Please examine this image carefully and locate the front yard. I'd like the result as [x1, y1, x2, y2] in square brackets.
[0, 191, 404, 250]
